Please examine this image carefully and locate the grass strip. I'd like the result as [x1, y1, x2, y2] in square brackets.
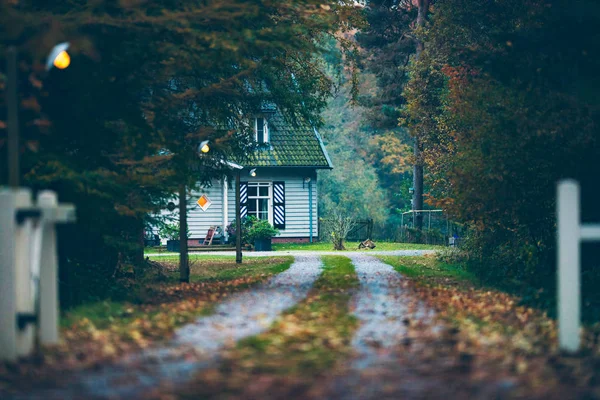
[379, 254, 476, 283]
[184, 255, 359, 399]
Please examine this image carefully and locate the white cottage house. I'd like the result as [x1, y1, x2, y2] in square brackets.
[177, 109, 332, 245]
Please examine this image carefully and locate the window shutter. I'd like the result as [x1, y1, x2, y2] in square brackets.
[240, 182, 248, 219]
[273, 181, 285, 229]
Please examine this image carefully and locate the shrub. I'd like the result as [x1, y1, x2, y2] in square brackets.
[227, 216, 257, 245]
[158, 222, 190, 241]
[436, 247, 468, 265]
[321, 210, 357, 250]
[247, 219, 279, 242]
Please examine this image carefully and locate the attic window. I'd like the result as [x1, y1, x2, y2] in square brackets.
[255, 117, 269, 144]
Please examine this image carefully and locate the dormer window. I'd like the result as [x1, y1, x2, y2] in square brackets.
[255, 117, 269, 144]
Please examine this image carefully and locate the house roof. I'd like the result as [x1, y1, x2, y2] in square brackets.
[245, 110, 333, 169]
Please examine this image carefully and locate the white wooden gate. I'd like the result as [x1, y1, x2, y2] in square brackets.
[0, 188, 75, 361]
[557, 179, 600, 352]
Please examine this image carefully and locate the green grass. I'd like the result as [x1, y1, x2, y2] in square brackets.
[272, 241, 443, 251]
[195, 255, 359, 394]
[379, 255, 477, 283]
[154, 256, 294, 283]
[316, 255, 360, 289]
[234, 254, 360, 375]
[145, 253, 235, 260]
[187, 256, 293, 283]
[61, 300, 150, 330]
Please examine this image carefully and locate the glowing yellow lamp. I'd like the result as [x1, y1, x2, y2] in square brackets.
[199, 140, 210, 153]
[53, 51, 71, 69]
[46, 42, 71, 71]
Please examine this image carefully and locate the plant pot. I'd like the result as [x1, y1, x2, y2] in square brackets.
[166, 240, 180, 252]
[254, 238, 272, 252]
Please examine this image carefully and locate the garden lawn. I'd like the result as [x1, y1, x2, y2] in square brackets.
[179, 255, 359, 399]
[272, 241, 443, 252]
[156, 256, 293, 283]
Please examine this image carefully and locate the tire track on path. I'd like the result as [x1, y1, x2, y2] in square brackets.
[7, 255, 323, 400]
[323, 254, 435, 399]
[350, 254, 434, 369]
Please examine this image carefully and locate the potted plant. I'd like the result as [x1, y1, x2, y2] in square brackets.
[226, 216, 257, 245]
[247, 219, 279, 251]
[159, 222, 189, 252]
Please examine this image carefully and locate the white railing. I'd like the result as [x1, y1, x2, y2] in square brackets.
[0, 188, 75, 361]
[557, 179, 600, 352]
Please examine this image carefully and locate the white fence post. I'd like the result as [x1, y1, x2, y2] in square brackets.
[14, 189, 36, 357]
[557, 180, 581, 352]
[0, 190, 19, 361]
[38, 191, 60, 344]
[556, 179, 600, 352]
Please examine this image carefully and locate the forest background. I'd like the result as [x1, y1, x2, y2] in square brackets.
[1, 0, 599, 323]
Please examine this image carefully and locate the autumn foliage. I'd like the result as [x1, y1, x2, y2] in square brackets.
[401, 0, 600, 319]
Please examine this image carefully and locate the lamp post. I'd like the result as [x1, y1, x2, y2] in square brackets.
[5, 42, 71, 188]
[6, 47, 19, 188]
[178, 140, 211, 283]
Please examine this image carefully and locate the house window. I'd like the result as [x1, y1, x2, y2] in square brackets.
[247, 182, 271, 222]
[255, 117, 269, 144]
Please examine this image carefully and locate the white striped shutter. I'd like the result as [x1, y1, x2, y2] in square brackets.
[240, 182, 248, 219]
[273, 181, 285, 229]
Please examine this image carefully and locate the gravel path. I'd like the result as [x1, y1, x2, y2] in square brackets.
[350, 254, 434, 369]
[7, 255, 323, 400]
[175, 255, 323, 351]
[324, 255, 435, 399]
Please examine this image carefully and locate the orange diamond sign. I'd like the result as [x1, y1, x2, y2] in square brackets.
[197, 194, 212, 211]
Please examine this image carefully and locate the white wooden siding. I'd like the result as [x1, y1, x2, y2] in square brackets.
[227, 172, 318, 238]
[187, 183, 225, 239]
[162, 170, 319, 240]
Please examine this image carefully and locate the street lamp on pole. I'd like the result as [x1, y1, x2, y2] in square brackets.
[179, 139, 211, 283]
[6, 42, 72, 188]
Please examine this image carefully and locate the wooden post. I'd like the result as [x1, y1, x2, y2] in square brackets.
[179, 185, 189, 282]
[235, 170, 242, 264]
[7, 46, 20, 188]
[557, 179, 580, 352]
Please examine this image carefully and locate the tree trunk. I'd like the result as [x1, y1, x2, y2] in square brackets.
[412, 0, 429, 231]
[413, 139, 424, 230]
[179, 184, 189, 283]
[136, 224, 145, 265]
